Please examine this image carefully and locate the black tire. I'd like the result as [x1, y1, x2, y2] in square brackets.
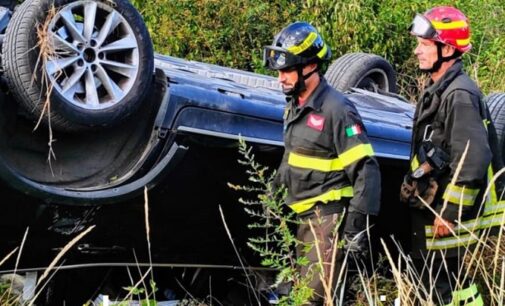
[486, 93, 505, 162]
[324, 52, 397, 93]
[2, 0, 154, 131]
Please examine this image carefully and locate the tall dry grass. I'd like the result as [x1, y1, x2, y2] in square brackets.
[232, 138, 505, 306]
[0, 224, 94, 305]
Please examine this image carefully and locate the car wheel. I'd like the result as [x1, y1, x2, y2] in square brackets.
[486, 93, 505, 162]
[2, 0, 154, 131]
[324, 52, 397, 93]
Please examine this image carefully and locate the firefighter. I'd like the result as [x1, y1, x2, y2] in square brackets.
[264, 22, 381, 305]
[401, 6, 497, 305]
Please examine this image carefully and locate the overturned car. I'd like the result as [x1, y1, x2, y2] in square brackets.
[0, 0, 504, 304]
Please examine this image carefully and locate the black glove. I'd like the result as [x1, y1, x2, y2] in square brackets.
[400, 174, 417, 203]
[342, 212, 370, 266]
[343, 211, 367, 234]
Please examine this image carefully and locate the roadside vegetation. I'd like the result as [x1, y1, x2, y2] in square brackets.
[132, 0, 505, 98]
[0, 1, 503, 305]
[2, 139, 503, 305]
[230, 140, 505, 305]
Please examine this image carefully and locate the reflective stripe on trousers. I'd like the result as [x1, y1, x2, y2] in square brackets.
[444, 283, 483, 306]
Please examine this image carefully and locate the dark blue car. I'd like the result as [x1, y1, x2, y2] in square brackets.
[0, 0, 503, 304]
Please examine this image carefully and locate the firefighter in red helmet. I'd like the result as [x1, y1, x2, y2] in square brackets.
[401, 6, 503, 305]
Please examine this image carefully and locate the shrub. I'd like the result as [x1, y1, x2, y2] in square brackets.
[131, 0, 300, 74]
[302, 0, 505, 97]
[132, 0, 505, 97]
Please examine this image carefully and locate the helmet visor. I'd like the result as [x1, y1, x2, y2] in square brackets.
[410, 14, 438, 39]
[263, 46, 308, 70]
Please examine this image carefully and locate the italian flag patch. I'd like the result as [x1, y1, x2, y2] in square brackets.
[345, 124, 362, 137]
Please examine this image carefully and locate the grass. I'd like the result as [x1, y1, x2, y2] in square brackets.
[230, 138, 505, 306]
[0, 143, 502, 306]
[2, 4, 503, 300]
[0, 187, 158, 306]
[0, 225, 95, 305]
[33, 4, 60, 173]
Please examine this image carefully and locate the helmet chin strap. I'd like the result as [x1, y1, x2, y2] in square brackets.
[284, 65, 320, 101]
[421, 42, 461, 74]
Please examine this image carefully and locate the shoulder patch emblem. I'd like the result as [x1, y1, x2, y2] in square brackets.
[345, 124, 362, 137]
[306, 113, 325, 131]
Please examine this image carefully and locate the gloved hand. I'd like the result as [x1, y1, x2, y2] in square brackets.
[400, 175, 417, 203]
[342, 212, 370, 266]
[420, 178, 438, 206]
[400, 174, 439, 209]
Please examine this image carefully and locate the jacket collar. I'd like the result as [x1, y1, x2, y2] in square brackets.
[288, 76, 328, 112]
[416, 59, 464, 124]
[424, 59, 464, 98]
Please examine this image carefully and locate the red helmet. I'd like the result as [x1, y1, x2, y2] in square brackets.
[410, 6, 471, 53]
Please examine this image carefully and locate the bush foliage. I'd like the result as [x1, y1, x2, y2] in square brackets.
[132, 0, 504, 97]
[301, 0, 505, 97]
[131, 0, 300, 75]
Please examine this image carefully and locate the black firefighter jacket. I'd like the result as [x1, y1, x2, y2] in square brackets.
[276, 78, 381, 217]
[409, 60, 493, 254]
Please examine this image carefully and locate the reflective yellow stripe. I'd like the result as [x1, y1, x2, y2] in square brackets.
[480, 122, 501, 218]
[456, 38, 471, 46]
[484, 201, 505, 216]
[289, 186, 353, 213]
[452, 284, 479, 301]
[426, 232, 479, 250]
[452, 284, 483, 306]
[425, 212, 505, 237]
[425, 218, 479, 237]
[487, 165, 498, 206]
[317, 44, 328, 59]
[454, 283, 478, 300]
[431, 20, 467, 30]
[288, 153, 343, 172]
[442, 183, 479, 206]
[489, 165, 498, 203]
[287, 144, 374, 172]
[483, 119, 490, 129]
[287, 32, 317, 55]
[481, 164, 505, 215]
[339, 144, 374, 167]
[480, 212, 505, 229]
[464, 296, 484, 306]
[410, 155, 419, 171]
